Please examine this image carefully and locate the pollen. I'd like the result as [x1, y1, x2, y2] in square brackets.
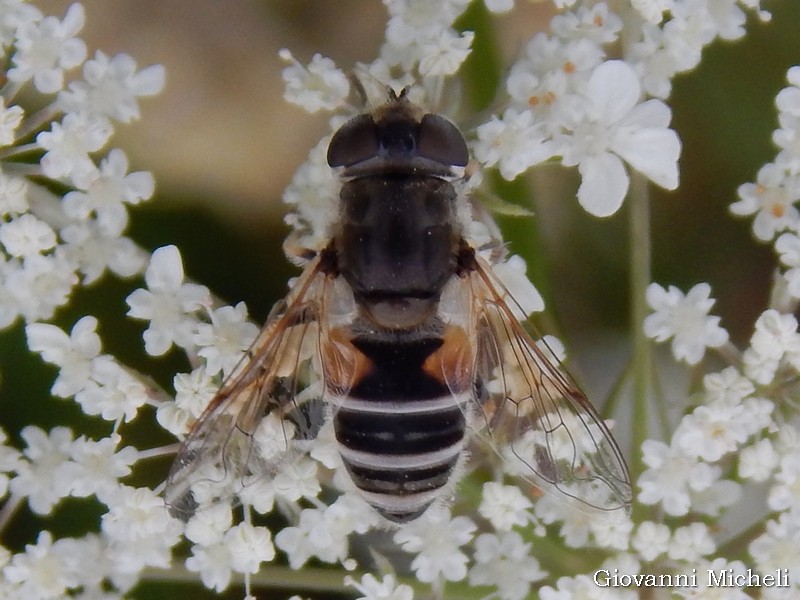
[770, 203, 786, 218]
[528, 95, 540, 107]
[543, 91, 556, 105]
[563, 61, 576, 74]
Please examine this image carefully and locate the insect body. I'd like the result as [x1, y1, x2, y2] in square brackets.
[165, 89, 632, 523]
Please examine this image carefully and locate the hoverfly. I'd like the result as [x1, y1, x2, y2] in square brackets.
[165, 88, 632, 523]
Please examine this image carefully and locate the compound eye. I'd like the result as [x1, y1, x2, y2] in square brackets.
[327, 114, 380, 167]
[416, 113, 469, 167]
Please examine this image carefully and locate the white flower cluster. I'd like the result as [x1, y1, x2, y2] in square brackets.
[734, 68, 800, 300]
[0, 2, 199, 597]
[724, 92, 800, 593]
[632, 64, 800, 599]
[0, 2, 163, 327]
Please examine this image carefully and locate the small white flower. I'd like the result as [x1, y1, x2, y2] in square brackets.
[4, 252, 78, 322]
[631, 521, 671, 562]
[26, 315, 101, 397]
[58, 50, 165, 123]
[253, 412, 295, 463]
[507, 34, 602, 129]
[469, 531, 546, 600]
[126, 245, 211, 355]
[78, 356, 149, 422]
[37, 112, 113, 182]
[345, 573, 414, 600]
[0, 0, 42, 50]
[279, 49, 349, 113]
[159, 367, 217, 435]
[637, 439, 720, 516]
[702, 366, 754, 405]
[60, 221, 148, 284]
[478, 482, 534, 531]
[185, 503, 233, 546]
[394, 505, 476, 582]
[3, 531, 79, 598]
[60, 435, 137, 497]
[236, 475, 276, 516]
[384, 0, 468, 56]
[731, 163, 800, 241]
[667, 522, 715, 562]
[590, 509, 633, 551]
[271, 456, 321, 503]
[7, 3, 87, 93]
[225, 522, 275, 574]
[742, 309, 800, 385]
[194, 302, 259, 377]
[185, 539, 235, 592]
[62, 148, 155, 236]
[275, 495, 373, 569]
[673, 403, 750, 462]
[550, 3, 622, 45]
[559, 60, 680, 217]
[10, 426, 76, 515]
[643, 282, 728, 365]
[100, 485, 182, 573]
[0, 214, 56, 257]
[473, 108, 554, 180]
[186, 522, 273, 592]
[418, 29, 473, 76]
[534, 489, 593, 548]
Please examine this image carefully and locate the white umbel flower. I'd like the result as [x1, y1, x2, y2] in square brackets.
[126, 245, 211, 355]
[279, 49, 349, 114]
[643, 282, 728, 364]
[559, 60, 680, 217]
[7, 3, 86, 93]
[393, 505, 476, 583]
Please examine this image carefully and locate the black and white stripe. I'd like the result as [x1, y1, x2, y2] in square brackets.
[333, 336, 469, 522]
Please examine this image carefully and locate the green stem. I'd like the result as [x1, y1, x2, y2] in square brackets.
[142, 563, 489, 599]
[142, 564, 354, 593]
[602, 356, 633, 419]
[629, 171, 652, 505]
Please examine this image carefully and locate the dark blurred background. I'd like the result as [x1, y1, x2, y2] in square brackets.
[2, 1, 799, 598]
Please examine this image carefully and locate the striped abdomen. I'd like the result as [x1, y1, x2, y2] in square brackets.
[333, 335, 468, 522]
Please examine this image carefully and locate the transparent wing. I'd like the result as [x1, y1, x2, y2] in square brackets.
[164, 257, 348, 521]
[466, 255, 632, 513]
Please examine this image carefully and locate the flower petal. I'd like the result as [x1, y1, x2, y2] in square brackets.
[577, 152, 629, 217]
[587, 60, 641, 125]
[612, 126, 681, 190]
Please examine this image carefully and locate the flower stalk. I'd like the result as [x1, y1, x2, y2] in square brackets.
[629, 169, 652, 483]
